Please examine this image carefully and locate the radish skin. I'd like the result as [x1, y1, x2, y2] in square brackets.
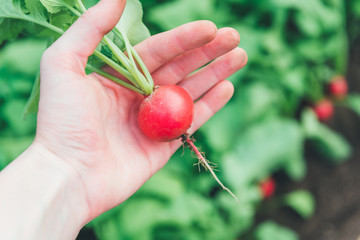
[138, 85, 194, 142]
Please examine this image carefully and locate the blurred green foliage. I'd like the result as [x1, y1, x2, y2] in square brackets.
[88, 0, 360, 239]
[0, 38, 47, 168]
[1, 0, 360, 239]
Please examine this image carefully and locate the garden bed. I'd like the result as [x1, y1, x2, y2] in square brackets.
[258, 36, 360, 240]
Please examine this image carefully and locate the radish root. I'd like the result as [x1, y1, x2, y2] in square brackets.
[181, 134, 239, 203]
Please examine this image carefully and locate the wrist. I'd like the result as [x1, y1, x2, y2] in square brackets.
[31, 139, 91, 222]
[0, 140, 90, 239]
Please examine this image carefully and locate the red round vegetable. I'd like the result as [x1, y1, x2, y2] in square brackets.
[138, 85, 194, 142]
[137, 85, 239, 202]
[259, 177, 276, 199]
[312, 98, 334, 121]
[328, 76, 348, 98]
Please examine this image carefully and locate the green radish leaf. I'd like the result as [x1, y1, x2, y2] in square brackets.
[39, 0, 73, 14]
[92, 218, 123, 240]
[254, 221, 299, 240]
[0, 1, 32, 44]
[281, 67, 307, 96]
[301, 108, 351, 162]
[314, 126, 352, 162]
[0, 0, 63, 35]
[0, 38, 47, 117]
[282, 154, 306, 181]
[201, 83, 282, 153]
[271, 0, 304, 9]
[282, 190, 315, 219]
[345, 94, 360, 116]
[82, 0, 98, 9]
[352, 0, 360, 17]
[223, 117, 304, 188]
[1, 0, 39, 21]
[295, 11, 321, 37]
[0, 38, 47, 75]
[148, 0, 220, 30]
[26, 0, 48, 20]
[100, 45, 114, 60]
[301, 108, 320, 138]
[0, 18, 24, 44]
[0, 136, 35, 170]
[0, 153, 7, 170]
[113, 0, 150, 47]
[23, 72, 40, 117]
[0, 0, 24, 18]
[119, 199, 168, 238]
[49, 10, 76, 31]
[136, 170, 186, 200]
[3, 99, 36, 135]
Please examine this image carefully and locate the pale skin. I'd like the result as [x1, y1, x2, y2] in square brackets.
[0, 0, 247, 239]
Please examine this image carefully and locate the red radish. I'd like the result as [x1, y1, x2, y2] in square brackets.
[259, 177, 275, 199]
[312, 99, 334, 121]
[138, 85, 239, 202]
[138, 85, 194, 142]
[328, 76, 348, 98]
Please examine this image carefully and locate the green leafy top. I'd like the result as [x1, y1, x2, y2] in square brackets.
[39, 0, 72, 13]
[1, 0, 154, 115]
[114, 0, 150, 46]
[0, 0, 150, 46]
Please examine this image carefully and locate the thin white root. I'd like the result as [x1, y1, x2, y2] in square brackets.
[200, 156, 239, 203]
[181, 134, 239, 203]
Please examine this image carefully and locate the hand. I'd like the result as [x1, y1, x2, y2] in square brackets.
[36, 0, 247, 222]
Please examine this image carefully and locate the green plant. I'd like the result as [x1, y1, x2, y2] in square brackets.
[1, 0, 154, 106]
[1, 0, 360, 239]
[0, 38, 45, 169]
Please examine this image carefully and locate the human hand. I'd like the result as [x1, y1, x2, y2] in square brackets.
[35, 0, 247, 222]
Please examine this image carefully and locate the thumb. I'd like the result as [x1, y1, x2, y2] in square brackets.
[42, 0, 126, 72]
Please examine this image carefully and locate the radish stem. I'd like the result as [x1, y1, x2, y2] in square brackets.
[66, 0, 154, 96]
[62, 2, 82, 17]
[86, 65, 145, 95]
[93, 50, 139, 87]
[119, 30, 154, 90]
[102, 36, 152, 95]
[129, 40, 155, 90]
[74, 0, 87, 13]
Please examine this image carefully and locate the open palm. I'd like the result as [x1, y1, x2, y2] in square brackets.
[34, 0, 247, 221]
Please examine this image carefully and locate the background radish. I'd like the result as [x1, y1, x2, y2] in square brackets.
[259, 177, 276, 199]
[312, 99, 334, 121]
[328, 76, 348, 99]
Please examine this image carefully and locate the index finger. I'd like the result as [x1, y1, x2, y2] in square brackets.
[134, 20, 218, 73]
